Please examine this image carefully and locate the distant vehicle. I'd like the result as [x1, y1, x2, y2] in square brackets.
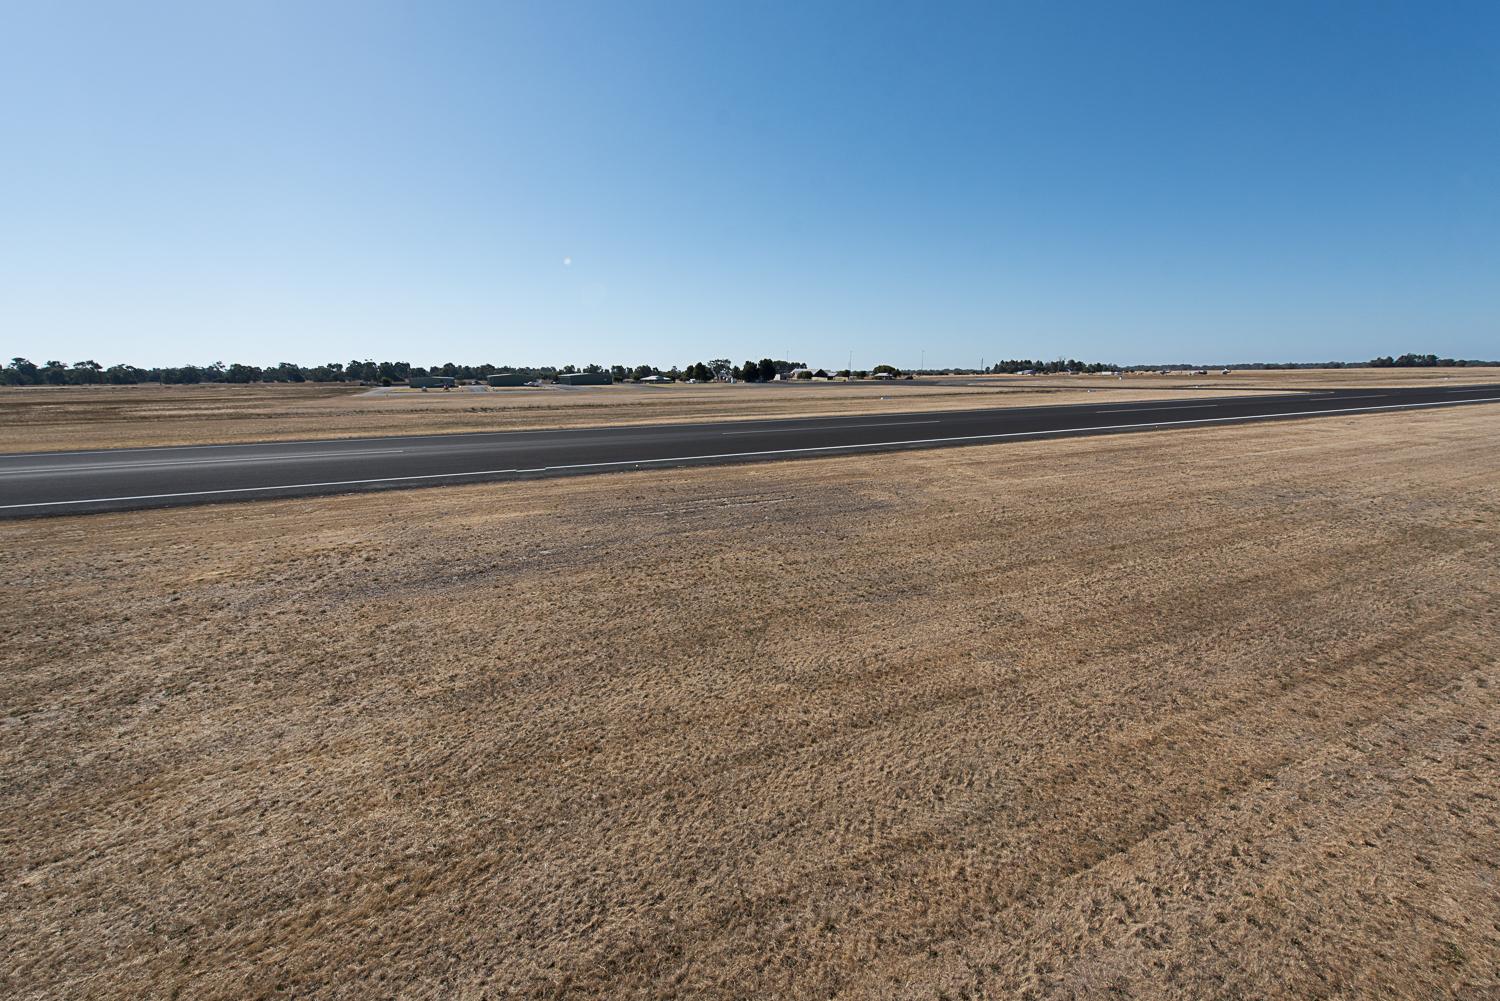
[1221, 368, 1231, 375]
[1193, 369, 1208, 375]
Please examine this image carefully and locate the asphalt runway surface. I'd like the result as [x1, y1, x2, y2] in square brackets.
[3, 383, 1498, 518]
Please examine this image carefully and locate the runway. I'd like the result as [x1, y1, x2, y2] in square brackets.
[3, 383, 1497, 517]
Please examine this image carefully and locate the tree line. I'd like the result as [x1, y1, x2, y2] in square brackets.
[987, 358, 1118, 374]
[1, 357, 805, 386]
[1368, 353, 1494, 368]
[4, 351, 1493, 386]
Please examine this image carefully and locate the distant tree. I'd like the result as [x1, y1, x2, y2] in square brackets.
[739, 360, 759, 382]
[872, 364, 900, 376]
[758, 358, 777, 381]
[70, 360, 103, 384]
[8, 358, 39, 384]
[106, 364, 146, 384]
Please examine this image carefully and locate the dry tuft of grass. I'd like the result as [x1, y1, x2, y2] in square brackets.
[3, 406, 1498, 999]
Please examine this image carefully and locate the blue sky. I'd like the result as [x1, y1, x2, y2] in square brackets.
[3, 1, 1497, 369]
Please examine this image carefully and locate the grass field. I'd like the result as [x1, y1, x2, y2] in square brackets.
[0, 381, 1242, 453]
[4, 404, 1497, 999]
[4, 366, 1495, 454]
[974, 365, 1500, 390]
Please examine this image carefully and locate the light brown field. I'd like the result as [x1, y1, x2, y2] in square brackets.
[0, 381, 1253, 453]
[978, 365, 1500, 391]
[16, 365, 1498, 453]
[4, 405, 1498, 999]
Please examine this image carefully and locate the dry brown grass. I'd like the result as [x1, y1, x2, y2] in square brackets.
[3, 406, 1498, 999]
[983, 365, 1500, 391]
[0, 376, 1311, 453]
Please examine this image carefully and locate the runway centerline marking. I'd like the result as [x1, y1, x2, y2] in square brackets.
[0, 448, 407, 476]
[721, 420, 941, 435]
[1095, 404, 1220, 413]
[5, 395, 1497, 512]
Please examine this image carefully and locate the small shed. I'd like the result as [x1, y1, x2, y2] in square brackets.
[487, 372, 527, 386]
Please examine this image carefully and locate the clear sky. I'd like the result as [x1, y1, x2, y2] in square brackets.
[3, 1, 1497, 369]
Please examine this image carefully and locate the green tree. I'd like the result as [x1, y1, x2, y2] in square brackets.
[9, 358, 39, 384]
[70, 360, 104, 384]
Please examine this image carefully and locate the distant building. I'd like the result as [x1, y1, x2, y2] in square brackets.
[558, 371, 612, 385]
[639, 374, 672, 383]
[787, 368, 813, 380]
[486, 372, 527, 386]
[408, 376, 455, 388]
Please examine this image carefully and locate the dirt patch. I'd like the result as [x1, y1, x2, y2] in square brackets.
[3, 406, 1498, 999]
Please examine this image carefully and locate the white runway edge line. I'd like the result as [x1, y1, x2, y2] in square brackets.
[5, 396, 1498, 511]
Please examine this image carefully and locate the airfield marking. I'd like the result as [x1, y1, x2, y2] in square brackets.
[720, 420, 942, 435]
[0, 448, 407, 476]
[1094, 404, 1220, 413]
[5, 395, 1497, 512]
